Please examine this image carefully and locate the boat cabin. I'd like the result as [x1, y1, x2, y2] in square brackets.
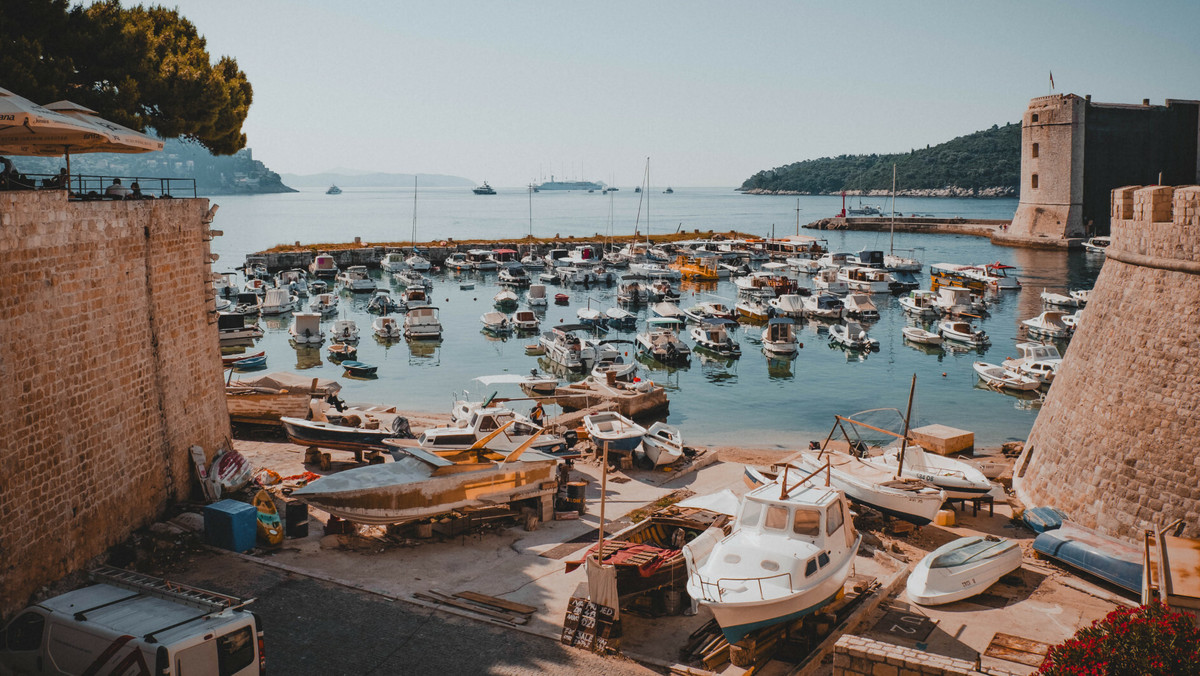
[854, 250, 884, 268]
[492, 248, 519, 263]
[930, 263, 987, 292]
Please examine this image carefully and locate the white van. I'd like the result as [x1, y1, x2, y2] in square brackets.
[1, 566, 263, 675]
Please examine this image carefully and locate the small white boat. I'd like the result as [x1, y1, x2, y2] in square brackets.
[802, 294, 844, 320]
[636, 318, 692, 364]
[1061, 309, 1082, 330]
[380, 252, 408, 273]
[842, 293, 880, 321]
[329, 319, 360, 343]
[468, 249, 499, 271]
[309, 292, 339, 316]
[406, 253, 431, 271]
[792, 449, 946, 525]
[604, 306, 637, 330]
[973, 361, 1042, 392]
[640, 422, 684, 466]
[459, 281, 475, 290]
[685, 468, 861, 643]
[337, 265, 376, 293]
[243, 278, 268, 296]
[480, 311, 512, 334]
[367, 289, 403, 314]
[445, 253, 472, 271]
[762, 317, 799, 355]
[683, 301, 734, 323]
[1022, 310, 1072, 339]
[838, 266, 894, 294]
[873, 445, 995, 499]
[258, 287, 298, 315]
[901, 326, 943, 345]
[907, 536, 1022, 606]
[938, 320, 990, 346]
[812, 268, 850, 294]
[289, 312, 325, 345]
[217, 312, 264, 341]
[788, 257, 823, 274]
[591, 353, 638, 383]
[498, 264, 531, 287]
[898, 290, 941, 318]
[512, 310, 540, 333]
[577, 306, 604, 327]
[884, 251, 923, 273]
[521, 253, 546, 269]
[830, 321, 879, 351]
[276, 268, 310, 297]
[309, 253, 338, 278]
[401, 286, 429, 309]
[1069, 289, 1091, 305]
[691, 319, 741, 356]
[583, 411, 646, 453]
[527, 284, 548, 307]
[652, 302, 688, 321]
[934, 286, 987, 317]
[403, 306, 442, 339]
[493, 289, 518, 311]
[962, 263, 1021, 290]
[767, 294, 805, 319]
[1002, 342, 1062, 384]
[1082, 236, 1111, 254]
[1040, 288, 1079, 308]
[372, 316, 403, 341]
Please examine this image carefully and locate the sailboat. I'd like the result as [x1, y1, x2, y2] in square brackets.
[406, 177, 431, 271]
[883, 165, 923, 273]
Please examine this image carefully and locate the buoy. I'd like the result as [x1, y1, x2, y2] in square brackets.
[942, 372, 947, 377]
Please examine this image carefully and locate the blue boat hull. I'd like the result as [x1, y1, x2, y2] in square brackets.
[1032, 523, 1142, 593]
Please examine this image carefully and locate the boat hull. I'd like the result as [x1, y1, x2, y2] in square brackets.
[907, 537, 1022, 606]
[281, 417, 399, 453]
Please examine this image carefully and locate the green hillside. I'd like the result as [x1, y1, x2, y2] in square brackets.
[740, 122, 1020, 195]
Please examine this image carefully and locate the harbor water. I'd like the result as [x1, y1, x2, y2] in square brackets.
[213, 187, 1102, 450]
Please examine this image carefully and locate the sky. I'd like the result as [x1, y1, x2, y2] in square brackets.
[160, 0, 1200, 187]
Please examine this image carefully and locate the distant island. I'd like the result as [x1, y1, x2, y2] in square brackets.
[740, 122, 1020, 197]
[281, 171, 475, 188]
[12, 138, 296, 195]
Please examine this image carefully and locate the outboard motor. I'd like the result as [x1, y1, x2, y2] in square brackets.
[563, 429, 579, 449]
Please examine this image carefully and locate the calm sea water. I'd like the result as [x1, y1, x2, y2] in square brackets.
[212, 187, 1103, 449]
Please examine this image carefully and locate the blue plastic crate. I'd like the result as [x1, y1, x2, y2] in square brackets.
[204, 499, 258, 552]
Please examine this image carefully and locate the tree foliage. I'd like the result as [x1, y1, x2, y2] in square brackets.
[740, 123, 1021, 194]
[0, 0, 252, 154]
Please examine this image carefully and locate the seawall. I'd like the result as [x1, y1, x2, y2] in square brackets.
[804, 216, 1010, 239]
[0, 192, 230, 617]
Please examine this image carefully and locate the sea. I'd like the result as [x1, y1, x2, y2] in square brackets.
[210, 186, 1103, 451]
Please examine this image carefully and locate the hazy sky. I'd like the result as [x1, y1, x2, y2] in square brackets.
[163, 0, 1200, 186]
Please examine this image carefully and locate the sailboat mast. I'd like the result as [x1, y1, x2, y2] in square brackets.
[411, 176, 418, 252]
[796, 198, 801, 236]
[646, 157, 651, 246]
[897, 374, 916, 479]
[528, 182, 533, 239]
[889, 164, 896, 255]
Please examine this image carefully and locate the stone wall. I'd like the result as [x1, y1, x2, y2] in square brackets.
[1013, 185, 1200, 542]
[833, 635, 1019, 676]
[1004, 94, 1086, 244]
[0, 191, 229, 617]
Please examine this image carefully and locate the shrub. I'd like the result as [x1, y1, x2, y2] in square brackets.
[1038, 601, 1200, 675]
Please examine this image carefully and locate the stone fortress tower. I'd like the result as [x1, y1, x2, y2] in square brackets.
[999, 94, 1200, 246]
[1013, 184, 1200, 542]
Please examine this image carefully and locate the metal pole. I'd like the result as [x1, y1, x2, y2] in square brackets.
[897, 374, 917, 479]
[598, 440, 609, 554]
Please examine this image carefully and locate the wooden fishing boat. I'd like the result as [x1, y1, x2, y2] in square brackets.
[791, 449, 945, 525]
[341, 360, 378, 377]
[252, 489, 283, 547]
[907, 536, 1022, 606]
[328, 342, 357, 361]
[641, 422, 685, 466]
[281, 415, 411, 456]
[973, 362, 1042, 392]
[292, 426, 558, 525]
[222, 350, 265, 367]
[583, 411, 647, 452]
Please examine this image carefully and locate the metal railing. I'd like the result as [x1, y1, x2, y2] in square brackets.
[0, 172, 196, 199]
[689, 568, 796, 603]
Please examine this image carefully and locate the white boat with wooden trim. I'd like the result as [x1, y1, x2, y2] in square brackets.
[641, 422, 684, 466]
[901, 326, 942, 345]
[685, 464, 861, 643]
[1022, 310, 1072, 340]
[938, 320, 989, 346]
[512, 309, 540, 333]
[907, 536, 1022, 606]
[583, 411, 647, 452]
[762, 317, 799, 355]
[972, 361, 1042, 391]
[1069, 289, 1090, 306]
[898, 290, 941, 318]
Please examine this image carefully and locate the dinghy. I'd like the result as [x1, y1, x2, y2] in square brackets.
[231, 354, 267, 370]
[973, 362, 1042, 392]
[341, 360, 378, 377]
[604, 306, 637, 330]
[583, 411, 647, 453]
[907, 536, 1022, 606]
[901, 326, 943, 345]
[641, 422, 684, 466]
[328, 343, 357, 361]
[222, 350, 265, 367]
[685, 464, 861, 643]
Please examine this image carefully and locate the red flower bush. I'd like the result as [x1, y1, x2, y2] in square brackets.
[1038, 601, 1200, 675]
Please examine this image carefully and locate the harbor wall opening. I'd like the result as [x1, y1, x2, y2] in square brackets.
[1013, 184, 1200, 542]
[0, 191, 229, 618]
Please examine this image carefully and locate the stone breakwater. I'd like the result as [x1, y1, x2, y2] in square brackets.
[1014, 184, 1200, 543]
[740, 186, 1016, 198]
[804, 216, 1009, 238]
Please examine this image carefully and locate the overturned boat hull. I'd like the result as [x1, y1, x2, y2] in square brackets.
[907, 536, 1022, 606]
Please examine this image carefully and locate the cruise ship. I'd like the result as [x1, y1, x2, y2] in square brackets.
[535, 176, 604, 191]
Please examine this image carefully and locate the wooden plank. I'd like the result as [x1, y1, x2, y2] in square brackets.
[984, 632, 1050, 667]
[452, 591, 538, 616]
[413, 592, 528, 625]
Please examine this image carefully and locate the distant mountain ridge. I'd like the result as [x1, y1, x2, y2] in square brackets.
[282, 171, 474, 188]
[740, 122, 1021, 197]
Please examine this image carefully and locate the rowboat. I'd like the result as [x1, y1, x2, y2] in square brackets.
[341, 360, 378, 377]
[1032, 521, 1144, 593]
[907, 536, 1022, 606]
[973, 362, 1042, 392]
[583, 411, 647, 453]
[641, 422, 685, 467]
[328, 343, 357, 361]
[230, 354, 266, 370]
[281, 415, 411, 456]
[871, 445, 995, 499]
[901, 327, 942, 345]
[222, 350, 265, 367]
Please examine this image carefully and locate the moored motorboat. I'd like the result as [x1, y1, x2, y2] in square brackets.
[1068, 289, 1090, 305]
[480, 311, 512, 335]
[907, 536, 1022, 606]
[1040, 288, 1079, 308]
[337, 265, 376, 293]
[604, 306, 637, 330]
[901, 326, 942, 345]
[367, 289, 403, 315]
[761, 317, 799, 355]
[690, 319, 741, 356]
[898, 290, 941, 318]
[768, 294, 806, 319]
[685, 466, 861, 643]
[830, 321, 879, 351]
[636, 318, 692, 364]
[403, 306, 442, 339]
[1001, 342, 1061, 384]
[1022, 310, 1072, 340]
[512, 309, 540, 333]
[372, 316, 403, 341]
[328, 342, 357, 361]
[528, 283, 548, 306]
[493, 289, 518, 311]
[309, 292, 339, 316]
[583, 411, 647, 452]
[218, 312, 265, 342]
[329, 319, 360, 343]
[288, 312, 325, 345]
[841, 293, 880, 321]
[1082, 236, 1111, 254]
[973, 361, 1042, 392]
[802, 294, 843, 320]
[938, 320, 989, 346]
